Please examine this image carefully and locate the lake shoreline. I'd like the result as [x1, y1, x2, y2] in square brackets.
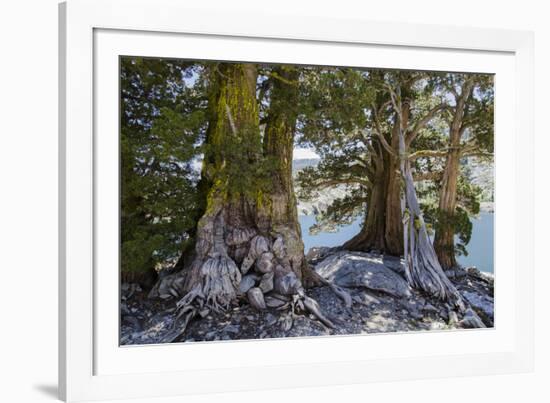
[298, 210, 495, 273]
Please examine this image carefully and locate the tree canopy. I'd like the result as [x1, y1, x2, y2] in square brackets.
[120, 57, 493, 296]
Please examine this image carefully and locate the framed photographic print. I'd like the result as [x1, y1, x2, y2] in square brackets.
[59, 0, 534, 401]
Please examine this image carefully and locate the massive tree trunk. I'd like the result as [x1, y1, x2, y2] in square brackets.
[180, 63, 261, 311]
[434, 79, 474, 270]
[343, 166, 387, 252]
[261, 66, 323, 288]
[343, 133, 403, 256]
[162, 64, 335, 335]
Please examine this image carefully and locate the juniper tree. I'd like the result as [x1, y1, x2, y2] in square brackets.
[296, 68, 401, 253]
[296, 69, 444, 256]
[120, 57, 207, 286]
[384, 73, 465, 309]
[156, 63, 335, 332]
[431, 74, 494, 269]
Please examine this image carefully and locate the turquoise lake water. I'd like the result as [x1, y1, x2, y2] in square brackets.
[299, 212, 494, 273]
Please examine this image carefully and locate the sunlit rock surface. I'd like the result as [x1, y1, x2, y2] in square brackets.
[120, 250, 494, 345]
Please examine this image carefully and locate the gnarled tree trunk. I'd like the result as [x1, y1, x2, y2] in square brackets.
[343, 165, 387, 252]
[181, 63, 261, 311]
[343, 135, 403, 256]
[395, 101, 465, 311]
[162, 64, 335, 335]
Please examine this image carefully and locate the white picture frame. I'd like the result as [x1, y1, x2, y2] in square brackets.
[59, 0, 534, 401]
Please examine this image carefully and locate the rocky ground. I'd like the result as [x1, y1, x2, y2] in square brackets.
[120, 249, 494, 345]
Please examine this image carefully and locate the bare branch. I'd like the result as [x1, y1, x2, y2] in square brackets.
[371, 104, 397, 157]
[307, 178, 371, 190]
[413, 170, 443, 182]
[408, 149, 448, 160]
[461, 151, 493, 159]
[385, 83, 402, 120]
[406, 103, 446, 146]
[266, 70, 299, 86]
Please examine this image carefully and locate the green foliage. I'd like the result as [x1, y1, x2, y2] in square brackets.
[203, 123, 276, 200]
[119, 57, 494, 281]
[295, 153, 369, 231]
[297, 67, 376, 150]
[308, 188, 368, 235]
[297, 68, 492, 259]
[435, 72, 495, 154]
[420, 170, 482, 256]
[200, 63, 277, 203]
[120, 57, 207, 280]
[294, 67, 380, 231]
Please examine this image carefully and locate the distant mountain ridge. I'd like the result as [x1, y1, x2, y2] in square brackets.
[292, 158, 319, 173]
[293, 157, 494, 215]
[463, 158, 494, 203]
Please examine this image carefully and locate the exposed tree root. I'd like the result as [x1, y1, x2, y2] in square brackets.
[401, 167, 466, 313]
[396, 112, 466, 313]
[163, 219, 337, 338]
[327, 283, 353, 309]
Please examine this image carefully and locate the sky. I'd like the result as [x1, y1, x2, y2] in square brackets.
[293, 147, 319, 160]
[192, 147, 319, 173]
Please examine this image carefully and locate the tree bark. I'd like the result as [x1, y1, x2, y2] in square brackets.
[181, 63, 261, 311]
[167, 64, 334, 329]
[394, 96, 465, 311]
[434, 80, 474, 270]
[343, 131, 403, 256]
[433, 148, 460, 269]
[384, 121, 405, 255]
[343, 153, 388, 253]
[261, 66, 323, 288]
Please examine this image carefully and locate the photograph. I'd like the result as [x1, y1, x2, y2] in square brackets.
[119, 57, 495, 345]
[2, 0, 545, 401]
